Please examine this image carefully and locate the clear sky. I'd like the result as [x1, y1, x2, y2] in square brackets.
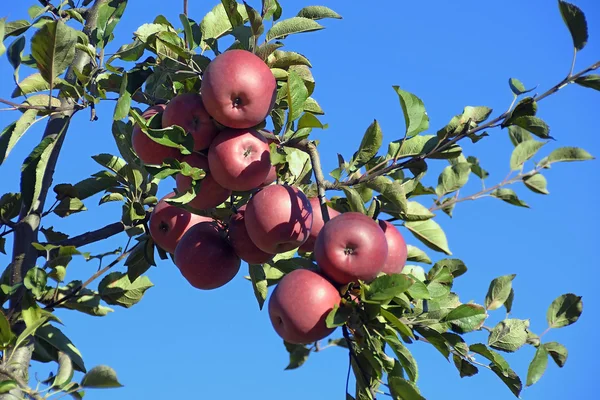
[1, 1, 599, 399]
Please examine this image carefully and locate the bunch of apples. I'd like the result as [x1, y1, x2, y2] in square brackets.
[134, 49, 409, 345]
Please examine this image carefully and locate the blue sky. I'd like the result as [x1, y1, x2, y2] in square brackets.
[1, 1, 599, 399]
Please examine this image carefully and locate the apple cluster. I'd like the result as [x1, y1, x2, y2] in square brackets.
[133, 49, 409, 345]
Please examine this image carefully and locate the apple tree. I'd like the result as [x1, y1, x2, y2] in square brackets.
[0, 0, 597, 399]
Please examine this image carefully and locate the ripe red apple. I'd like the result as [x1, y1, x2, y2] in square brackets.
[148, 192, 212, 254]
[175, 153, 231, 210]
[314, 212, 388, 284]
[378, 220, 408, 275]
[245, 185, 313, 254]
[174, 221, 241, 290]
[268, 269, 341, 344]
[201, 49, 277, 129]
[131, 104, 181, 165]
[162, 93, 219, 151]
[207, 128, 271, 191]
[228, 205, 273, 264]
[298, 197, 341, 253]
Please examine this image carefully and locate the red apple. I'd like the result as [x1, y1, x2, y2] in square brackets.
[131, 104, 181, 165]
[174, 221, 241, 290]
[314, 212, 388, 284]
[378, 220, 408, 275]
[298, 197, 341, 253]
[245, 185, 313, 254]
[207, 128, 271, 191]
[162, 93, 219, 151]
[201, 49, 277, 129]
[148, 192, 211, 254]
[175, 153, 231, 210]
[268, 269, 341, 344]
[228, 205, 273, 264]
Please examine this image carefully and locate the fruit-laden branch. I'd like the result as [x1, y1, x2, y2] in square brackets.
[259, 131, 333, 223]
[2, 2, 109, 398]
[333, 60, 600, 189]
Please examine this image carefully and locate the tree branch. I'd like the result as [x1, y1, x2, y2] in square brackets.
[330, 60, 600, 189]
[52, 221, 125, 248]
[2, 2, 109, 398]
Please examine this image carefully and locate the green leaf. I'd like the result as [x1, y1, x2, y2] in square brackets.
[558, 0, 588, 51]
[0, 192, 22, 221]
[297, 6, 342, 20]
[546, 147, 594, 164]
[0, 310, 15, 347]
[30, 21, 78, 87]
[249, 264, 268, 310]
[303, 97, 324, 114]
[342, 187, 367, 214]
[200, 2, 249, 51]
[297, 113, 325, 130]
[35, 323, 86, 372]
[4, 20, 32, 38]
[523, 173, 549, 195]
[286, 69, 309, 122]
[325, 303, 351, 328]
[0, 380, 17, 394]
[98, 272, 153, 308]
[508, 78, 536, 95]
[488, 319, 529, 352]
[443, 304, 487, 333]
[221, 0, 244, 28]
[544, 342, 568, 368]
[141, 125, 194, 156]
[575, 74, 600, 91]
[114, 68, 152, 120]
[546, 293, 583, 328]
[262, 0, 282, 21]
[511, 116, 550, 139]
[508, 125, 533, 147]
[54, 198, 87, 218]
[413, 326, 450, 359]
[24, 267, 47, 298]
[510, 140, 545, 170]
[283, 341, 310, 370]
[388, 376, 425, 400]
[490, 189, 529, 208]
[526, 346, 548, 386]
[81, 365, 123, 388]
[467, 156, 489, 180]
[244, 2, 264, 39]
[469, 343, 510, 372]
[53, 351, 75, 389]
[406, 245, 432, 264]
[452, 354, 479, 378]
[366, 177, 407, 214]
[73, 174, 119, 200]
[11, 73, 53, 97]
[365, 274, 414, 302]
[435, 162, 471, 197]
[405, 219, 451, 255]
[485, 274, 516, 310]
[7, 36, 26, 82]
[384, 335, 418, 382]
[491, 365, 522, 398]
[0, 18, 6, 57]
[381, 309, 415, 340]
[21, 135, 59, 213]
[0, 109, 39, 166]
[509, 97, 538, 121]
[266, 17, 324, 42]
[351, 120, 383, 168]
[393, 86, 429, 139]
